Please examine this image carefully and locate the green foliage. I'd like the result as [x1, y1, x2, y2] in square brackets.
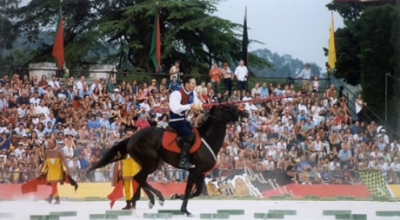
[334, 22, 362, 85]
[328, 1, 400, 135]
[7, 0, 269, 74]
[359, 5, 398, 124]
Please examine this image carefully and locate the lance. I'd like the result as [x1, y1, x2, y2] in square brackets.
[200, 95, 305, 109]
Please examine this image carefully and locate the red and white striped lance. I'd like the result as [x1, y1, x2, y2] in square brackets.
[201, 95, 305, 109]
[151, 95, 304, 113]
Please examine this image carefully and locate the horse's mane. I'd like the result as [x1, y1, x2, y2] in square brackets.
[196, 106, 216, 135]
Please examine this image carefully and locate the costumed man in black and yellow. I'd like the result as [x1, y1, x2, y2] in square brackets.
[41, 137, 70, 204]
[110, 128, 141, 209]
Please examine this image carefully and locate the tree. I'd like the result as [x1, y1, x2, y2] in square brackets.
[0, 0, 20, 65]
[8, 0, 271, 73]
[327, 1, 400, 136]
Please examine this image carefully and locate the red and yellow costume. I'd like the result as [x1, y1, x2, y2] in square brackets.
[40, 147, 70, 201]
[108, 154, 141, 209]
[21, 140, 77, 204]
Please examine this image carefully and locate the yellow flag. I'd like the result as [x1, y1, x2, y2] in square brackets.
[328, 13, 336, 70]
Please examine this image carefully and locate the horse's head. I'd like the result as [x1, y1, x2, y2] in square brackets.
[210, 104, 249, 123]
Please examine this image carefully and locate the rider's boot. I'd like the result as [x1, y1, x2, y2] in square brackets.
[179, 134, 196, 169]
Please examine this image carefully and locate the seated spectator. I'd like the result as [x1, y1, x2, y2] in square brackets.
[320, 165, 332, 184]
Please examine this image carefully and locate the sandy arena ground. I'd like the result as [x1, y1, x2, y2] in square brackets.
[0, 199, 399, 220]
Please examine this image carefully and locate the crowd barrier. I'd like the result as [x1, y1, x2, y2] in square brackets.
[1, 168, 399, 200]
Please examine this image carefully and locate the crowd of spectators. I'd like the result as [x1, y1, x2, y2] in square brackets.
[0, 70, 399, 187]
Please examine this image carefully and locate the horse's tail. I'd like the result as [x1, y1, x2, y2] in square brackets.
[87, 137, 129, 173]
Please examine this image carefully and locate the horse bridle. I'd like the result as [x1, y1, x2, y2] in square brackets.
[204, 113, 228, 124]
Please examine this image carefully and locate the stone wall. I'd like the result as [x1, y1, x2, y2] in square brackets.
[28, 62, 57, 80]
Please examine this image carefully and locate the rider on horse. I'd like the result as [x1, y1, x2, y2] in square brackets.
[169, 76, 202, 169]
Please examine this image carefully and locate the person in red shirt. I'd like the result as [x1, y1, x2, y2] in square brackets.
[335, 111, 347, 125]
[135, 114, 150, 130]
[209, 62, 221, 94]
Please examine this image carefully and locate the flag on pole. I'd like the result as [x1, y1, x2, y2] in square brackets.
[328, 13, 336, 70]
[150, 4, 161, 72]
[242, 7, 249, 66]
[52, 3, 65, 69]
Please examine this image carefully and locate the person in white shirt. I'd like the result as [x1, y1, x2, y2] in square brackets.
[90, 78, 102, 92]
[139, 98, 151, 112]
[0, 90, 8, 109]
[169, 60, 182, 81]
[390, 139, 400, 152]
[29, 91, 41, 106]
[295, 63, 313, 94]
[68, 155, 81, 180]
[17, 104, 28, 118]
[48, 75, 60, 90]
[14, 123, 26, 137]
[234, 60, 248, 97]
[34, 100, 50, 116]
[389, 157, 400, 171]
[14, 142, 26, 158]
[62, 142, 75, 163]
[64, 123, 78, 137]
[75, 76, 86, 91]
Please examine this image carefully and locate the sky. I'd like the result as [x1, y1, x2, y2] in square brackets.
[216, 0, 345, 69]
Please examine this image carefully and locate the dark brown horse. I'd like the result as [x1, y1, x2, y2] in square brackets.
[88, 104, 247, 216]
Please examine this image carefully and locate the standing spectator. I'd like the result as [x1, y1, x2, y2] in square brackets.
[258, 82, 269, 98]
[76, 76, 86, 91]
[209, 62, 221, 94]
[68, 155, 81, 181]
[107, 77, 116, 93]
[355, 93, 367, 122]
[221, 62, 233, 96]
[234, 60, 248, 97]
[295, 63, 313, 95]
[169, 60, 182, 81]
[312, 75, 320, 92]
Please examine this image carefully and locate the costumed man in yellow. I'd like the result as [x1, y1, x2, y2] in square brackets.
[110, 128, 141, 210]
[41, 136, 70, 204]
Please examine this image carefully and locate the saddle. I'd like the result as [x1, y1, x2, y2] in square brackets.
[161, 126, 201, 154]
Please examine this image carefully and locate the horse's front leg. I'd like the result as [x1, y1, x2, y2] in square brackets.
[180, 171, 197, 216]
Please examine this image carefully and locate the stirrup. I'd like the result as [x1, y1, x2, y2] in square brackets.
[180, 162, 195, 169]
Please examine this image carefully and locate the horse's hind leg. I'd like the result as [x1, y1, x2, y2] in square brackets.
[146, 184, 165, 206]
[134, 170, 156, 209]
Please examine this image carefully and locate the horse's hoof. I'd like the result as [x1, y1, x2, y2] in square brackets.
[170, 193, 177, 200]
[158, 200, 164, 206]
[186, 212, 193, 217]
[148, 201, 154, 209]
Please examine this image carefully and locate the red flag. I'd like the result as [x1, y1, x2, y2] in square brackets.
[107, 180, 124, 209]
[52, 7, 65, 69]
